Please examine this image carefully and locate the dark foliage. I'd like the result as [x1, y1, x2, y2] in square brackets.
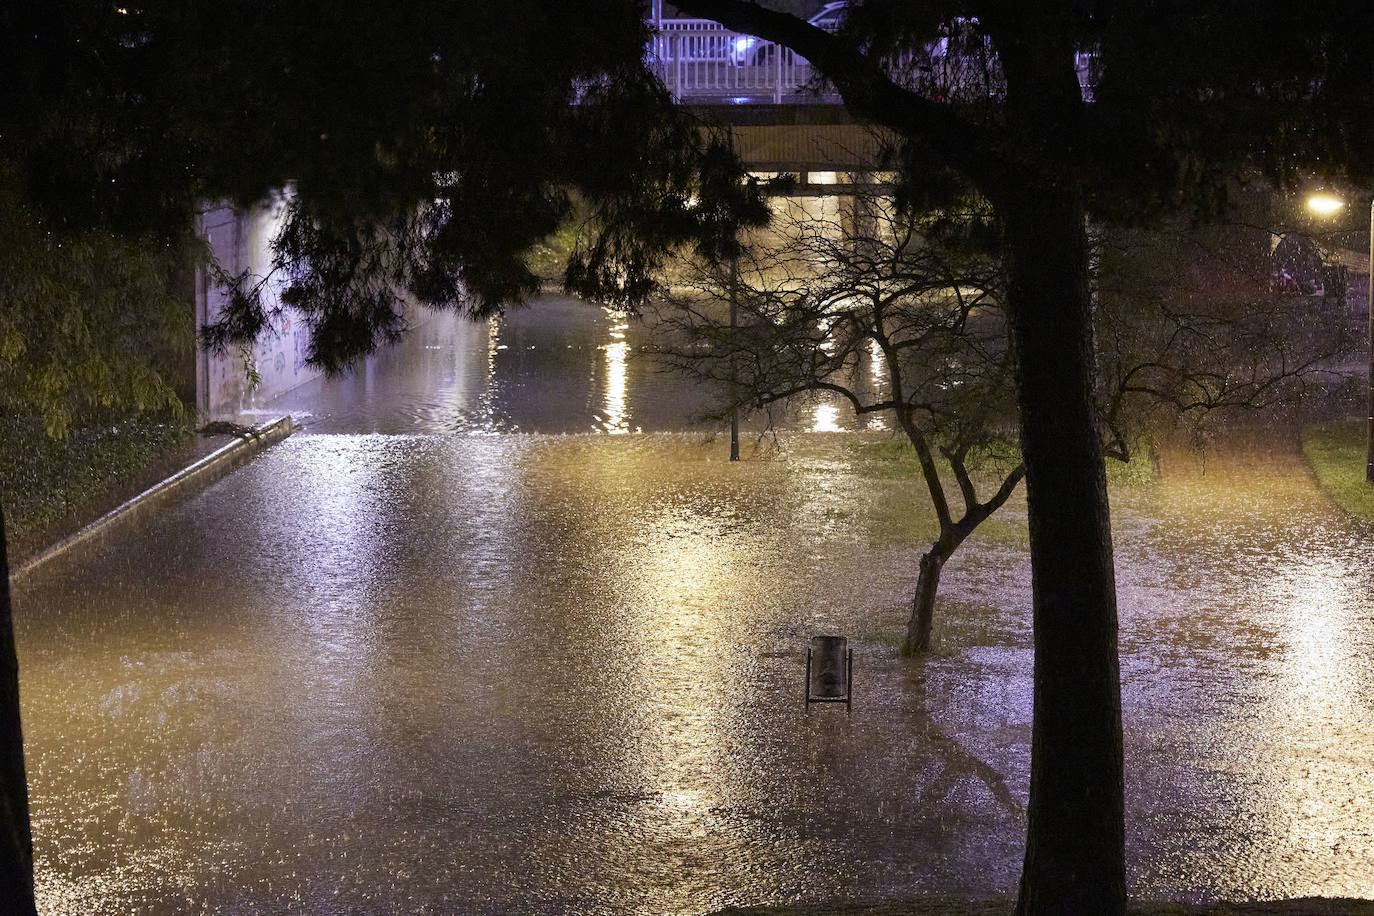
[666, 1, 1374, 912]
[4, 1, 772, 376]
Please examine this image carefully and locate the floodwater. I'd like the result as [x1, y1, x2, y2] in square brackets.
[258, 296, 892, 437]
[14, 298, 1374, 913]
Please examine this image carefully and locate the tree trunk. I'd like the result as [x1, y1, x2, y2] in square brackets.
[1005, 188, 1125, 915]
[903, 545, 946, 655]
[0, 505, 35, 914]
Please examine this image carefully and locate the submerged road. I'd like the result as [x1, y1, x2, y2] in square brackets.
[15, 299, 1374, 913]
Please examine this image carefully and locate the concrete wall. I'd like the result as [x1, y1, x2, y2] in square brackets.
[196, 197, 320, 420]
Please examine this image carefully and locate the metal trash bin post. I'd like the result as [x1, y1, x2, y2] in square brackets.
[805, 634, 852, 708]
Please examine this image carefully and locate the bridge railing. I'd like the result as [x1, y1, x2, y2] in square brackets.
[647, 18, 1100, 105]
[648, 20, 822, 103]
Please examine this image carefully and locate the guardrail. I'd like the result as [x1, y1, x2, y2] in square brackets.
[11, 416, 296, 580]
[647, 18, 1099, 105]
[649, 22, 817, 103]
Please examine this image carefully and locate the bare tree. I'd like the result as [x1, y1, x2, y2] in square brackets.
[656, 184, 1347, 655]
[1094, 215, 1352, 462]
[657, 188, 1023, 654]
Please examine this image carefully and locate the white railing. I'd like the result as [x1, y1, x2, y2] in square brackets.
[654, 18, 735, 63]
[648, 21, 820, 103]
[647, 19, 1100, 106]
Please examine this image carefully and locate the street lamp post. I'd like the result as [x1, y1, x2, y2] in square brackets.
[1306, 191, 1374, 484]
[1366, 200, 1373, 482]
[729, 253, 740, 462]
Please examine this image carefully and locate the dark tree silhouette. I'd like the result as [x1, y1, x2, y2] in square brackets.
[3, 0, 1372, 911]
[657, 188, 1024, 655]
[0, 2, 765, 905]
[651, 3, 1374, 908]
[657, 185, 1343, 657]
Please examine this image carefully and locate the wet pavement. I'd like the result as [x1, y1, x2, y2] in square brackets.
[14, 298, 1374, 913]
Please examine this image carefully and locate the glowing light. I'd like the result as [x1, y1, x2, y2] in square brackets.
[1307, 192, 1346, 216]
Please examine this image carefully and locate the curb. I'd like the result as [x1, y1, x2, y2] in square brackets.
[11, 415, 295, 581]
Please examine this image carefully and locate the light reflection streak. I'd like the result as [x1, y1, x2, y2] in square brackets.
[486, 316, 501, 376]
[429, 320, 476, 430]
[1284, 569, 1349, 698]
[478, 315, 504, 425]
[602, 314, 631, 434]
[267, 436, 395, 807]
[812, 403, 842, 432]
[868, 338, 888, 390]
[867, 338, 889, 430]
[1265, 561, 1366, 856]
[1142, 447, 1374, 895]
[285, 436, 394, 649]
[623, 507, 741, 834]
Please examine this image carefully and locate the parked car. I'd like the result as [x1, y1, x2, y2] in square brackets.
[729, 1, 848, 66]
[807, 0, 849, 32]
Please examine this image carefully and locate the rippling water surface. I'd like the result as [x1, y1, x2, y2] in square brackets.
[15, 299, 1374, 912]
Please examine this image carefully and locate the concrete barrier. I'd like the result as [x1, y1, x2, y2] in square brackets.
[11, 415, 295, 581]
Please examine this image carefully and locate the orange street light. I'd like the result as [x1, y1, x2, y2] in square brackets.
[1307, 191, 1347, 216]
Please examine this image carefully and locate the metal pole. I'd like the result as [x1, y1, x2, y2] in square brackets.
[1367, 200, 1373, 482]
[730, 253, 740, 461]
[728, 125, 741, 462]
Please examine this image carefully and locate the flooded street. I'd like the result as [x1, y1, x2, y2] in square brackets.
[15, 298, 1374, 912]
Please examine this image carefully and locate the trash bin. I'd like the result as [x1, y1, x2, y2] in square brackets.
[806, 635, 852, 706]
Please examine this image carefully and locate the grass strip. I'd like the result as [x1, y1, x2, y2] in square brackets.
[1301, 422, 1374, 521]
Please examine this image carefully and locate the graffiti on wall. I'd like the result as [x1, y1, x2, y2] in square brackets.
[197, 196, 321, 419]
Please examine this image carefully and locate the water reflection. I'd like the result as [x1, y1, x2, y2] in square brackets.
[1279, 559, 1356, 704]
[866, 339, 889, 431]
[812, 402, 843, 432]
[262, 297, 898, 438]
[600, 313, 631, 435]
[479, 314, 502, 421]
[14, 294, 1374, 911]
[265, 297, 736, 435]
[1112, 437, 1374, 901]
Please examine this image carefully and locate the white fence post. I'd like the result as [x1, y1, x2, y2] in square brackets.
[675, 33, 683, 99]
[774, 45, 783, 103]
